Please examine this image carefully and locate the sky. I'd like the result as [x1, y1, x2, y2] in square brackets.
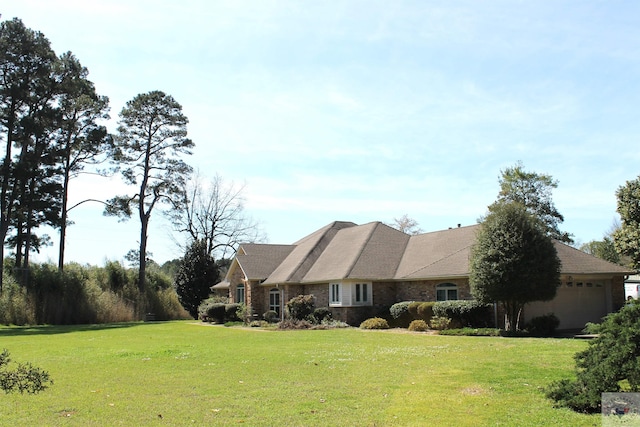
[3, 0, 640, 266]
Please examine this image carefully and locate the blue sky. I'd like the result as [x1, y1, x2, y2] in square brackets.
[4, 1, 640, 265]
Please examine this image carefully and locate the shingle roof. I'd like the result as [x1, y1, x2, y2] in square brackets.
[234, 221, 636, 285]
[304, 222, 410, 282]
[396, 225, 478, 279]
[263, 221, 357, 284]
[235, 244, 295, 280]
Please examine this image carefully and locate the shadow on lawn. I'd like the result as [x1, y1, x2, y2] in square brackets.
[0, 322, 146, 337]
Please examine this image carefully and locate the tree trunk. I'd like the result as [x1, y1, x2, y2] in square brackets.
[138, 214, 148, 292]
[58, 153, 71, 271]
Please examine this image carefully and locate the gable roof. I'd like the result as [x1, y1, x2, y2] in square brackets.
[234, 243, 295, 281]
[396, 225, 478, 280]
[264, 221, 357, 284]
[228, 221, 635, 285]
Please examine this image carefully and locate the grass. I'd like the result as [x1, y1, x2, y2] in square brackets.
[0, 321, 600, 426]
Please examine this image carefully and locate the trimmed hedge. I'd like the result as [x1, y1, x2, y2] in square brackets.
[389, 301, 413, 328]
[432, 300, 492, 327]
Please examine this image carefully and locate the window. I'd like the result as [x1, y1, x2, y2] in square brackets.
[236, 284, 245, 304]
[330, 283, 341, 305]
[269, 289, 280, 315]
[355, 283, 369, 303]
[436, 283, 458, 301]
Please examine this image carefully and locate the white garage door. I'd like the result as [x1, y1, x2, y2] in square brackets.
[525, 282, 608, 330]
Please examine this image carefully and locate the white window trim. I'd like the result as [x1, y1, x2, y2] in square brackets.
[329, 281, 372, 307]
[436, 283, 458, 302]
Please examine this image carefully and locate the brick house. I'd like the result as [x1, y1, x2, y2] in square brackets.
[215, 221, 634, 329]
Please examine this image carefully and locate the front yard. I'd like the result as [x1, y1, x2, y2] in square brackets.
[0, 321, 599, 426]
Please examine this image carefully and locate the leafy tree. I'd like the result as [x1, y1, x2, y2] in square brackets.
[470, 202, 561, 331]
[174, 239, 219, 319]
[580, 237, 621, 265]
[613, 176, 640, 269]
[497, 161, 573, 243]
[171, 172, 265, 259]
[105, 91, 194, 290]
[0, 349, 52, 394]
[388, 214, 423, 235]
[54, 51, 111, 271]
[546, 300, 640, 413]
[0, 18, 61, 282]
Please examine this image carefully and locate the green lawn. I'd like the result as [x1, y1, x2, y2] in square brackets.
[0, 321, 599, 426]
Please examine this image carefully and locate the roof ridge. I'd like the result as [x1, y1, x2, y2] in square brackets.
[344, 222, 380, 278]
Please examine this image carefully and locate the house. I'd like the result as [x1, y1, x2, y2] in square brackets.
[217, 221, 635, 329]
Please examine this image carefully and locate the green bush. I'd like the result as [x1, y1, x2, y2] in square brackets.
[433, 300, 492, 327]
[312, 307, 332, 323]
[201, 303, 226, 323]
[429, 316, 451, 330]
[359, 317, 390, 330]
[225, 303, 241, 322]
[417, 302, 436, 322]
[407, 301, 422, 319]
[546, 300, 640, 413]
[408, 319, 429, 332]
[526, 313, 560, 337]
[263, 310, 279, 323]
[389, 301, 413, 327]
[286, 295, 315, 321]
[0, 349, 52, 394]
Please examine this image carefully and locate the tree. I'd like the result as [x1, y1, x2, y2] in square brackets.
[546, 301, 640, 413]
[388, 214, 423, 235]
[0, 18, 61, 285]
[54, 51, 111, 271]
[580, 237, 620, 264]
[497, 161, 573, 243]
[613, 176, 640, 269]
[171, 172, 265, 259]
[105, 91, 193, 291]
[470, 202, 561, 331]
[174, 239, 219, 319]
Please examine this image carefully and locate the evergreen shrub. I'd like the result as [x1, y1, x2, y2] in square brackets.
[433, 300, 492, 327]
[408, 319, 429, 332]
[526, 313, 559, 337]
[359, 317, 389, 329]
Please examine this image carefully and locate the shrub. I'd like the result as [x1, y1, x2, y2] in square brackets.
[286, 295, 315, 321]
[263, 310, 279, 323]
[250, 320, 269, 328]
[201, 303, 226, 323]
[417, 302, 436, 322]
[407, 301, 422, 319]
[408, 319, 429, 332]
[526, 313, 560, 337]
[224, 303, 241, 322]
[0, 349, 52, 394]
[429, 316, 451, 330]
[390, 301, 412, 319]
[312, 307, 332, 323]
[433, 300, 492, 328]
[389, 301, 413, 328]
[546, 300, 640, 413]
[359, 317, 389, 330]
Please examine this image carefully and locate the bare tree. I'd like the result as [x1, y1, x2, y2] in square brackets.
[388, 214, 423, 235]
[171, 172, 266, 259]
